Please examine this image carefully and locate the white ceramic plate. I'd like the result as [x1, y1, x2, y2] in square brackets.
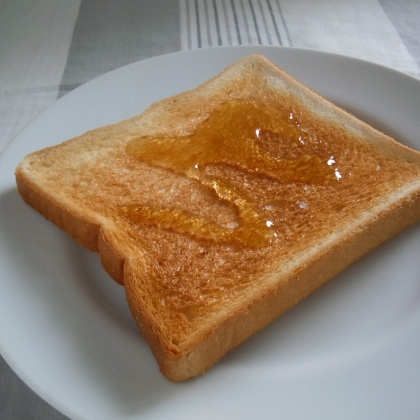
[1, 46, 420, 420]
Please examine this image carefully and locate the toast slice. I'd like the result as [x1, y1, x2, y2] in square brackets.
[15, 55, 420, 381]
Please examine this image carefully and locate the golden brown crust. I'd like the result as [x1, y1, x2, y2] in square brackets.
[14, 54, 420, 381]
[97, 229, 125, 285]
[15, 169, 100, 252]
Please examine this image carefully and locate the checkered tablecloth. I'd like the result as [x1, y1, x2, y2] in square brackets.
[1, 0, 420, 418]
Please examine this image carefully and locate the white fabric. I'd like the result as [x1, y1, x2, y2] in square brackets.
[180, 0, 420, 78]
[281, 0, 420, 78]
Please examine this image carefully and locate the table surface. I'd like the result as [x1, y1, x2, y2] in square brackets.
[1, 0, 420, 418]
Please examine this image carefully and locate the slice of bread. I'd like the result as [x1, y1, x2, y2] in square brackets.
[15, 55, 420, 381]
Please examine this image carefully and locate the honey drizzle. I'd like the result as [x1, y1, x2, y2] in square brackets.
[125, 99, 340, 248]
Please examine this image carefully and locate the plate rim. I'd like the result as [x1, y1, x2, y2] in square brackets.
[1, 45, 420, 420]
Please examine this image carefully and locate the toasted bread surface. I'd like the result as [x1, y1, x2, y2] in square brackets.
[15, 55, 420, 381]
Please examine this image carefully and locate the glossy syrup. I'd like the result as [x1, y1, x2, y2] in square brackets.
[125, 99, 342, 248]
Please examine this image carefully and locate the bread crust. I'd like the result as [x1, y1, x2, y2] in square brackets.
[15, 55, 420, 381]
[16, 172, 100, 252]
[125, 182, 420, 381]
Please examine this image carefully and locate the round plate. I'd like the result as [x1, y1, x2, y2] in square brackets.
[1, 46, 420, 420]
